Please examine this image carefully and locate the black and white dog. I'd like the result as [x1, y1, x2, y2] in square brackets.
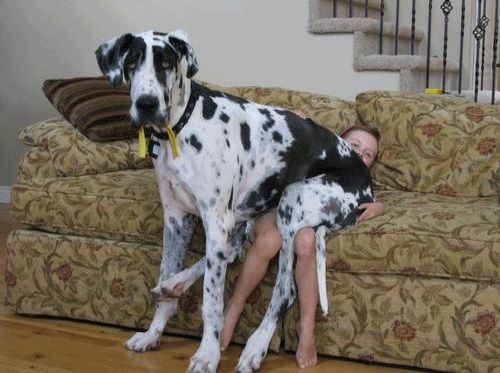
[96, 30, 373, 373]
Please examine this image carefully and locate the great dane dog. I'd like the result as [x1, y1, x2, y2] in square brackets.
[96, 30, 373, 372]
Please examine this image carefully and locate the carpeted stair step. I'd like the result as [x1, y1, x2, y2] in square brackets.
[310, 0, 383, 21]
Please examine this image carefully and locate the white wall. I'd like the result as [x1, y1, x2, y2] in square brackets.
[0, 0, 398, 187]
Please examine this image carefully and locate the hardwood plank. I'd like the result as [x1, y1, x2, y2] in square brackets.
[0, 203, 415, 372]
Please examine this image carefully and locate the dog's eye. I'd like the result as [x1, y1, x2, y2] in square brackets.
[162, 60, 171, 69]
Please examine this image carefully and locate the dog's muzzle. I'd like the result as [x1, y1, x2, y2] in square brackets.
[133, 94, 166, 128]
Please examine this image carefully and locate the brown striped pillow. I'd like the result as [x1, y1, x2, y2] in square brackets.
[42, 77, 137, 141]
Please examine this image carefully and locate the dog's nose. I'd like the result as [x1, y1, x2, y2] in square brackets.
[136, 95, 159, 112]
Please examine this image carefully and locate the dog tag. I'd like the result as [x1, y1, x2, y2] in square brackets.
[148, 137, 161, 159]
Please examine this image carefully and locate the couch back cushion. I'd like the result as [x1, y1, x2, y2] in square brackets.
[226, 86, 360, 134]
[356, 91, 499, 197]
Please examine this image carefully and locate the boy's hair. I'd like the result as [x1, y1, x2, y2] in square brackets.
[340, 125, 380, 142]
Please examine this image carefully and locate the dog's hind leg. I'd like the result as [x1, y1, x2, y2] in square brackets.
[237, 175, 362, 372]
[125, 209, 196, 352]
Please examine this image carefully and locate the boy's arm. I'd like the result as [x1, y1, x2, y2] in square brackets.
[357, 202, 384, 223]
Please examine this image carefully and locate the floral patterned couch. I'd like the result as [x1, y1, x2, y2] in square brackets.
[6, 87, 500, 372]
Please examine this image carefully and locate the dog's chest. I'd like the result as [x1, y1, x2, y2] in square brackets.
[153, 144, 199, 215]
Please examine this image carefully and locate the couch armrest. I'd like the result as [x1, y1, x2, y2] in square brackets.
[18, 118, 152, 178]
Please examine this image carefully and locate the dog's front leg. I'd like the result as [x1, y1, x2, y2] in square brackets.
[188, 215, 234, 373]
[125, 208, 196, 352]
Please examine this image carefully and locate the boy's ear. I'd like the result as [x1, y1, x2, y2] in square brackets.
[95, 33, 134, 87]
[167, 29, 199, 78]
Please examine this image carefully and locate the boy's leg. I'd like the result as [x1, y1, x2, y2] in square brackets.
[294, 227, 318, 368]
[220, 212, 282, 350]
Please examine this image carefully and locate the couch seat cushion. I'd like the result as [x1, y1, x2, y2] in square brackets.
[11, 169, 166, 245]
[327, 190, 499, 282]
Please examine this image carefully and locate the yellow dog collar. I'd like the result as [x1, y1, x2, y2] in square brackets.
[137, 125, 180, 159]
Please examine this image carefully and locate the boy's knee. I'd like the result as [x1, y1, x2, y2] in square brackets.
[254, 228, 282, 259]
[294, 227, 315, 257]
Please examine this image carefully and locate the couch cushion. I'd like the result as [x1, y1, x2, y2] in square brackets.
[356, 91, 500, 197]
[18, 118, 152, 177]
[326, 190, 499, 282]
[43, 77, 138, 141]
[232, 86, 360, 134]
[11, 169, 165, 245]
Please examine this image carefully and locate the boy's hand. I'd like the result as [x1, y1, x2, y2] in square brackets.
[357, 202, 384, 223]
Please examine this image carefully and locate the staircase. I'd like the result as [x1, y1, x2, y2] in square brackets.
[309, 0, 460, 93]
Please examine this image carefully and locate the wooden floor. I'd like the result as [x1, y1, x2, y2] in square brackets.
[0, 203, 417, 372]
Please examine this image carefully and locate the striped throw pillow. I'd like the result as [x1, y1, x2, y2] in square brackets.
[42, 77, 137, 141]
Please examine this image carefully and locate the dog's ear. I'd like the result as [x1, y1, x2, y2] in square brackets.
[95, 33, 134, 87]
[167, 30, 199, 78]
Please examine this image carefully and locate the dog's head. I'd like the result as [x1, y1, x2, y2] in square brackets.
[96, 30, 198, 131]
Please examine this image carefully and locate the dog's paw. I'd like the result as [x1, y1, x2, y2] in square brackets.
[188, 345, 219, 373]
[236, 343, 266, 372]
[236, 325, 273, 373]
[150, 281, 185, 302]
[124, 331, 161, 352]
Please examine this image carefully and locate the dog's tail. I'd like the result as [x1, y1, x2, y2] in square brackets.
[315, 225, 328, 316]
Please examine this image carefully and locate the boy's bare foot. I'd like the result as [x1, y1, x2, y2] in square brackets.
[220, 299, 244, 350]
[296, 324, 318, 368]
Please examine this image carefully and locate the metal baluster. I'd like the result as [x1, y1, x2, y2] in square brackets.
[474, 0, 485, 102]
[333, 0, 337, 18]
[379, 0, 385, 54]
[395, 0, 400, 55]
[365, 0, 369, 17]
[458, 0, 466, 93]
[492, 0, 499, 104]
[349, 0, 353, 18]
[441, 1, 453, 93]
[481, 0, 490, 89]
[411, 0, 416, 55]
[426, 0, 433, 88]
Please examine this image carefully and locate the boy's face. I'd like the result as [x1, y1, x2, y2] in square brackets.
[343, 130, 378, 168]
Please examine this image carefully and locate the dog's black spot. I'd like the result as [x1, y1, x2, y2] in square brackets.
[259, 108, 275, 131]
[226, 139, 230, 148]
[215, 187, 220, 195]
[207, 259, 212, 270]
[189, 134, 202, 152]
[214, 330, 219, 340]
[240, 122, 251, 151]
[278, 204, 293, 225]
[272, 131, 282, 143]
[220, 112, 230, 123]
[153, 31, 167, 36]
[217, 251, 226, 261]
[152, 44, 177, 85]
[122, 36, 146, 84]
[179, 75, 183, 90]
[202, 96, 217, 120]
[228, 186, 234, 210]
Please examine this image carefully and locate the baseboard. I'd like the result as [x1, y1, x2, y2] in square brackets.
[0, 186, 11, 203]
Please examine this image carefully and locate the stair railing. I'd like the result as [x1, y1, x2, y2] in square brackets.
[331, 0, 499, 104]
